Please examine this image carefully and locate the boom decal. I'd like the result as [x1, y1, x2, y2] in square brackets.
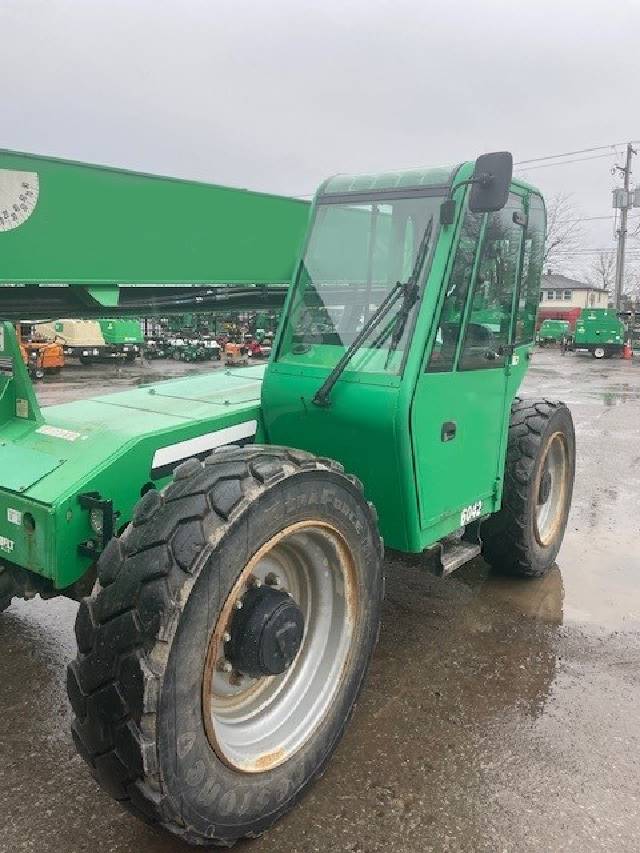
[150, 420, 258, 477]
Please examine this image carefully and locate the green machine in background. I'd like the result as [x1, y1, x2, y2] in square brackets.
[537, 318, 570, 346]
[571, 308, 625, 358]
[0, 151, 575, 847]
[98, 318, 144, 361]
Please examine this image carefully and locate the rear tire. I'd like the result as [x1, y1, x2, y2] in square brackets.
[482, 398, 575, 578]
[593, 346, 605, 359]
[68, 446, 383, 846]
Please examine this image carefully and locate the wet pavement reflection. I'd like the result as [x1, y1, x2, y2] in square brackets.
[1, 349, 639, 852]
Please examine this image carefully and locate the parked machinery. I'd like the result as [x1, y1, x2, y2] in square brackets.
[98, 318, 144, 362]
[20, 340, 64, 379]
[224, 340, 249, 365]
[537, 318, 570, 347]
[571, 308, 625, 358]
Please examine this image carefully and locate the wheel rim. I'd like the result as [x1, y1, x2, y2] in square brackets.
[202, 520, 357, 774]
[534, 432, 568, 547]
[594, 347, 605, 358]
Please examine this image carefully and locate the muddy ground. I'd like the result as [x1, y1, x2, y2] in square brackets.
[1, 349, 639, 852]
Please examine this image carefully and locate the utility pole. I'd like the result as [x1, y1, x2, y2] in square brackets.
[613, 143, 637, 310]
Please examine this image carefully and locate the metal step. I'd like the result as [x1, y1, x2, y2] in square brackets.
[438, 539, 482, 577]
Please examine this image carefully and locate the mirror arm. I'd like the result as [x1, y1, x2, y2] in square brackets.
[440, 175, 495, 225]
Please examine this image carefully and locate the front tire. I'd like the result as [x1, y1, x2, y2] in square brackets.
[482, 398, 575, 578]
[67, 446, 383, 846]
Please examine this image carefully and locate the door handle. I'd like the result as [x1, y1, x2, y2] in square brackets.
[441, 420, 457, 442]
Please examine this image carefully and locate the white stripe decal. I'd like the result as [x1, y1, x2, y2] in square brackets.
[152, 420, 257, 470]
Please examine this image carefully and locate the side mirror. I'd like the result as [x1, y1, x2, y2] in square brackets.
[468, 152, 513, 213]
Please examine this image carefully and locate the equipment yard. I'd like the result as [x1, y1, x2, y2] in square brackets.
[2, 347, 639, 853]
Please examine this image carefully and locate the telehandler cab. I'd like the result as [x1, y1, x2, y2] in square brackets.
[0, 150, 575, 846]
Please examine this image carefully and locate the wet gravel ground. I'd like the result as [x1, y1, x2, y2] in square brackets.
[1, 349, 640, 852]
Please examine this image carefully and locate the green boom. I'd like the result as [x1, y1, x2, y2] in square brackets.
[0, 149, 310, 317]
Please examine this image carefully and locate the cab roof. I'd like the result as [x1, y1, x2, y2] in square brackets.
[318, 160, 539, 199]
[320, 164, 459, 196]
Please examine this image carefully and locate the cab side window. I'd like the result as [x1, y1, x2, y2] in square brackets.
[516, 196, 545, 344]
[459, 194, 524, 370]
[426, 208, 483, 372]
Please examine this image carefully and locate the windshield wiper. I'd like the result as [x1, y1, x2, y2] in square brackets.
[312, 215, 434, 407]
[385, 216, 434, 367]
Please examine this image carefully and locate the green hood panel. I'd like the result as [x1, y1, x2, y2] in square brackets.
[21, 365, 266, 503]
[0, 443, 63, 493]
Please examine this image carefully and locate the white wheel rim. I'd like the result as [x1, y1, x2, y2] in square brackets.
[202, 520, 357, 773]
[534, 432, 568, 547]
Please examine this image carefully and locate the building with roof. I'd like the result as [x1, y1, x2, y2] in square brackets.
[538, 273, 609, 328]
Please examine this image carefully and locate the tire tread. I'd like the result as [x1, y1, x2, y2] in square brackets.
[68, 445, 383, 846]
[482, 396, 573, 578]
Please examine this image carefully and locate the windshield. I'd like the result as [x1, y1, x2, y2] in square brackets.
[277, 194, 442, 375]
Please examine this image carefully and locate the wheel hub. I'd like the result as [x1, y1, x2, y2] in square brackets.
[225, 585, 304, 678]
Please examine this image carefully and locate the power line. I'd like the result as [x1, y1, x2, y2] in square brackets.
[554, 249, 640, 256]
[561, 213, 640, 223]
[514, 142, 632, 166]
[515, 151, 621, 171]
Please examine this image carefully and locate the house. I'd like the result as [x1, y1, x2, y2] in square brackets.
[537, 273, 609, 329]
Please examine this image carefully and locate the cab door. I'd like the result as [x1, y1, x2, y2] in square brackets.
[410, 193, 526, 541]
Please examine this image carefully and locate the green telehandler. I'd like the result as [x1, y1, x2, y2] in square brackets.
[0, 150, 575, 846]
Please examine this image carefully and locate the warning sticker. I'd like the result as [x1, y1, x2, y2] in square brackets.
[36, 425, 82, 442]
[7, 508, 22, 526]
[16, 398, 28, 419]
[0, 326, 4, 352]
[0, 535, 15, 554]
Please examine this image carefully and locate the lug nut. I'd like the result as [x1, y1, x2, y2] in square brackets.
[223, 631, 231, 643]
[229, 670, 243, 686]
[265, 572, 281, 587]
[218, 660, 233, 673]
[235, 599, 243, 610]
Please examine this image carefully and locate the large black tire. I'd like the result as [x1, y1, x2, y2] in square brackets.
[481, 398, 575, 578]
[67, 446, 383, 846]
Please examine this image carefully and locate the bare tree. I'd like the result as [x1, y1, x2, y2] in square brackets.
[544, 193, 584, 274]
[625, 265, 640, 302]
[586, 250, 616, 295]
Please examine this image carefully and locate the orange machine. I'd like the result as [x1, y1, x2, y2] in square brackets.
[224, 341, 249, 366]
[20, 341, 65, 379]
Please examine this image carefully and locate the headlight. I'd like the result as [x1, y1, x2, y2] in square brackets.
[90, 508, 104, 535]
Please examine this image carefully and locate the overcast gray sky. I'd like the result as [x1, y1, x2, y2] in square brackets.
[2, 0, 639, 277]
